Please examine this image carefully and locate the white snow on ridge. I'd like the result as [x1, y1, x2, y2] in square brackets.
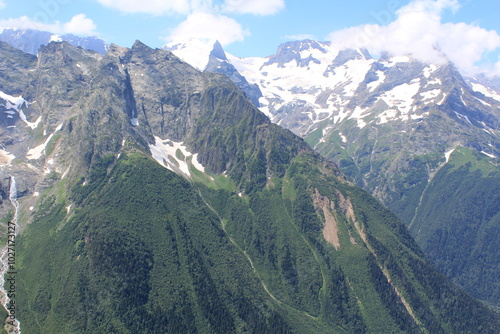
[423, 65, 438, 78]
[420, 89, 441, 101]
[475, 97, 491, 106]
[0, 91, 25, 110]
[0, 91, 41, 129]
[453, 111, 472, 125]
[49, 34, 62, 42]
[445, 147, 456, 163]
[19, 111, 41, 129]
[481, 151, 497, 159]
[26, 123, 63, 160]
[470, 82, 500, 102]
[340, 58, 374, 96]
[226, 54, 267, 84]
[378, 109, 398, 124]
[380, 55, 411, 68]
[426, 78, 442, 86]
[377, 79, 421, 120]
[460, 88, 467, 106]
[367, 71, 386, 92]
[166, 39, 214, 71]
[149, 136, 205, 177]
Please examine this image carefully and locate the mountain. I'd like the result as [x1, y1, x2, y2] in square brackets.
[170, 39, 500, 307]
[165, 39, 263, 106]
[0, 40, 499, 333]
[0, 28, 108, 55]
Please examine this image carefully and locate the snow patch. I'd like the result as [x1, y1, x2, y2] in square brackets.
[130, 109, 139, 126]
[438, 93, 448, 105]
[475, 97, 491, 106]
[26, 123, 63, 160]
[0, 91, 25, 110]
[460, 88, 467, 106]
[423, 65, 438, 78]
[0, 91, 41, 129]
[165, 39, 213, 71]
[378, 109, 398, 124]
[61, 166, 71, 179]
[470, 82, 500, 102]
[420, 89, 441, 101]
[49, 34, 62, 42]
[444, 147, 455, 163]
[367, 71, 386, 92]
[380, 55, 411, 67]
[453, 112, 472, 125]
[426, 78, 442, 86]
[149, 136, 206, 177]
[377, 79, 421, 120]
[481, 151, 497, 159]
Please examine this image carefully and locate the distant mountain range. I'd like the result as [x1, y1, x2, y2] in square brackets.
[167, 38, 500, 308]
[0, 28, 108, 54]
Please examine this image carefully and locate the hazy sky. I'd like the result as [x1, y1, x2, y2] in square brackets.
[1, 0, 500, 75]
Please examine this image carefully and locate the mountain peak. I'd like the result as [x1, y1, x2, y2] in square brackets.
[265, 39, 331, 68]
[164, 38, 214, 71]
[210, 40, 227, 61]
[131, 39, 151, 50]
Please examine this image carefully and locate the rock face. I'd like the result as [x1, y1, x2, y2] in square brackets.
[1, 40, 499, 333]
[204, 41, 263, 107]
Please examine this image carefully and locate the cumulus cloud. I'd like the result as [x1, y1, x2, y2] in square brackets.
[166, 11, 249, 46]
[96, 0, 283, 46]
[223, 0, 284, 15]
[327, 0, 500, 75]
[63, 14, 98, 36]
[285, 34, 316, 41]
[0, 14, 99, 36]
[96, 0, 191, 15]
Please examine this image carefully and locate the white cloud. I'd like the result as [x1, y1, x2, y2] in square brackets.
[0, 1, 6, 10]
[0, 14, 99, 36]
[223, 0, 284, 15]
[96, 0, 191, 15]
[166, 11, 249, 46]
[327, 0, 500, 75]
[63, 14, 98, 36]
[95, 0, 282, 47]
[96, 0, 284, 16]
[285, 34, 316, 41]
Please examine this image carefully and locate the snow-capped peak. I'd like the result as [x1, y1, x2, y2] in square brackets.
[49, 34, 62, 43]
[164, 38, 216, 71]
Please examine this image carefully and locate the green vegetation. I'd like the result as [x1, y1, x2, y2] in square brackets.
[410, 147, 500, 305]
[16, 150, 500, 333]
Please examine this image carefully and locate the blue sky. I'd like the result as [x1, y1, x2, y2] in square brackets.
[1, 0, 500, 75]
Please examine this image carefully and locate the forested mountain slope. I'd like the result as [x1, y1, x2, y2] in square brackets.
[0, 41, 498, 333]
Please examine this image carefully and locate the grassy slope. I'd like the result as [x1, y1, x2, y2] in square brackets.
[15, 149, 500, 333]
[410, 147, 500, 305]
